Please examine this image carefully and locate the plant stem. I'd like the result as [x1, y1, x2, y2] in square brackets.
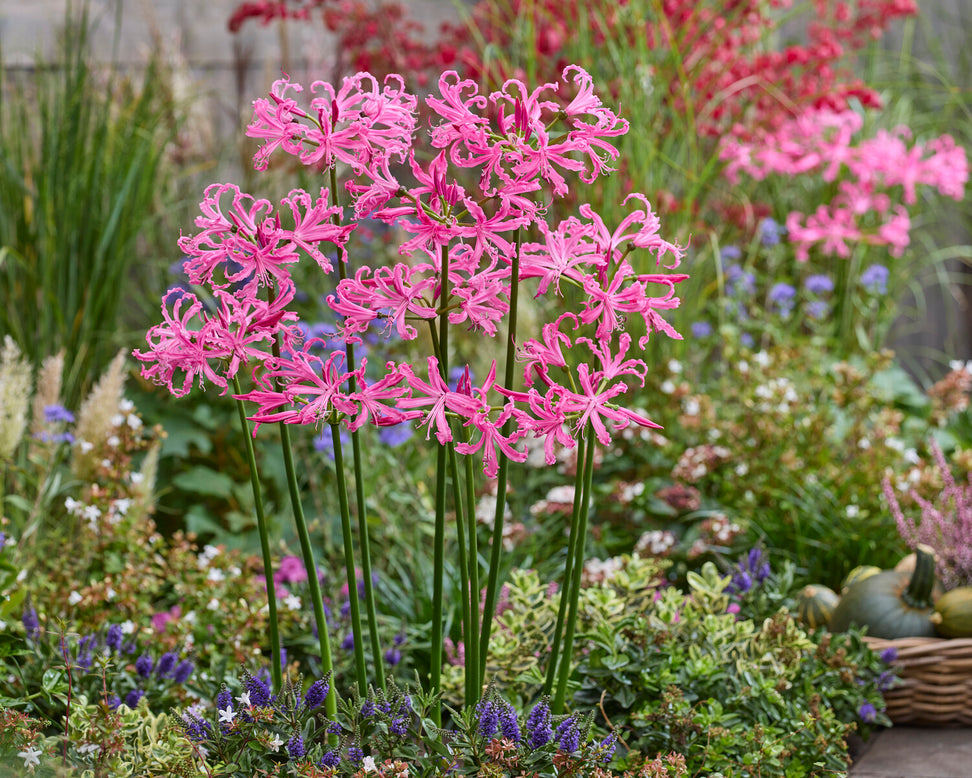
[430, 241, 452, 726]
[552, 427, 596, 714]
[330, 165, 385, 690]
[543, 434, 586, 696]
[448, 439, 472, 706]
[479, 227, 521, 683]
[232, 376, 282, 693]
[463, 443, 480, 702]
[279, 419, 337, 717]
[332, 423, 368, 695]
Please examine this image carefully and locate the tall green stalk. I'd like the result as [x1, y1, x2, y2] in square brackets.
[478, 228, 521, 683]
[448, 440, 472, 706]
[430, 242, 452, 725]
[542, 433, 587, 696]
[232, 377, 282, 693]
[552, 427, 596, 714]
[329, 166, 386, 690]
[279, 419, 336, 717]
[331, 424, 368, 695]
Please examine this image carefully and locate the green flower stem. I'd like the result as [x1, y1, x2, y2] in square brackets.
[279, 420, 337, 717]
[430, 241, 452, 726]
[552, 427, 596, 715]
[448, 439, 473, 706]
[479, 228, 521, 684]
[331, 423, 368, 695]
[232, 378, 282, 693]
[463, 442, 480, 702]
[543, 434, 586, 697]
[329, 165, 385, 690]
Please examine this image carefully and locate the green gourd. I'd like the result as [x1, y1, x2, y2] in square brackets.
[932, 586, 972, 638]
[841, 565, 882, 594]
[828, 545, 941, 638]
[795, 584, 840, 630]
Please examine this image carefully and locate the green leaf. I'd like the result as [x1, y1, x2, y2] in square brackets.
[160, 416, 214, 458]
[42, 668, 64, 693]
[3, 494, 32, 514]
[173, 467, 234, 499]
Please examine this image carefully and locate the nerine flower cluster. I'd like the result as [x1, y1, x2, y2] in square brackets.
[135, 66, 686, 476]
[720, 108, 968, 261]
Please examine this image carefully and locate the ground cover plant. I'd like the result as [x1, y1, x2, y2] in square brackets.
[2, 0, 971, 775]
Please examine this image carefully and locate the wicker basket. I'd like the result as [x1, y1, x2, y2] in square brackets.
[864, 636, 972, 726]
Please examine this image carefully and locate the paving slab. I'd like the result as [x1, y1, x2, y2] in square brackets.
[850, 727, 972, 778]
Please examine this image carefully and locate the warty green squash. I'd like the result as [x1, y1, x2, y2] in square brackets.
[828, 545, 942, 638]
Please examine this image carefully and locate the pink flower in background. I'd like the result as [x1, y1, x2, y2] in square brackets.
[152, 605, 181, 633]
[275, 555, 308, 585]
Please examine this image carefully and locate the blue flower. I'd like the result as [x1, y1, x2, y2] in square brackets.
[247, 673, 273, 707]
[105, 624, 123, 653]
[860, 264, 890, 295]
[805, 300, 830, 320]
[304, 678, 330, 710]
[726, 264, 756, 297]
[384, 647, 402, 666]
[378, 423, 414, 448]
[476, 699, 499, 740]
[555, 715, 580, 753]
[858, 702, 878, 723]
[125, 688, 144, 709]
[172, 659, 195, 684]
[347, 745, 364, 765]
[319, 750, 341, 768]
[526, 698, 553, 749]
[156, 651, 178, 679]
[135, 653, 154, 679]
[22, 606, 40, 641]
[287, 734, 305, 761]
[499, 701, 521, 743]
[390, 716, 408, 736]
[769, 282, 797, 315]
[43, 404, 75, 424]
[181, 712, 211, 743]
[361, 699, 376, 717]
[760, 217, 784, 246]
[690, 321, 713, 338]
[804, 274, 834, 295]
[880, 647, 898, 664]
[721, 245, 742, 261]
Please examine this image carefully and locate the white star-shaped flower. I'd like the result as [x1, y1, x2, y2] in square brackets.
[363, 755, 378, 773]
[236, 691, 251, 707]
[18, 745, 42, 769]
[218, 707, 236, 725]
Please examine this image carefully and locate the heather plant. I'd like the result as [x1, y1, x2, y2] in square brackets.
[134, 62, 688, 726]
[884, 435, 972, 589]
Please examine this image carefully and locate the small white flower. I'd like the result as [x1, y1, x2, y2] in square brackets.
[667, 359, 682, 374]
[363, 755, 378, 773]
[904, 448, 921, 465]
[82, 505, 101, 522]
[105, 587, 116, 600]
[78, 743, 100, 756]
[207, 598, 220, 611]
[660, 379, 676, 394]
[68, 590, 83, 606]
[78, 439, 94, 453]
[106, 435, 120, 448]
[735, 462, 749, 477]
[218, 707, 236, 724]
[267, 734, 284, 752]
[682, 398, 700, 417]
[236, 691, 251, 707]
[126, 414, 142, 430]
[120, 620, 136, 634]
[753, 350, 771, 367]
[207, 568, 225, 583]
[858, 438, 871, 450]
[846, 504, 860, 518]
[184, 610, 197, 625]
[110, 413, 125, 427]
[284, 594, 302, 611]
[119, 398, 135, 413]
[129, 472, 145, 486]
[65, 496, 82, 514]
[737, 361, 749, 374]
[101, 459, 112, 469]
[17, 745, 42, 769]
